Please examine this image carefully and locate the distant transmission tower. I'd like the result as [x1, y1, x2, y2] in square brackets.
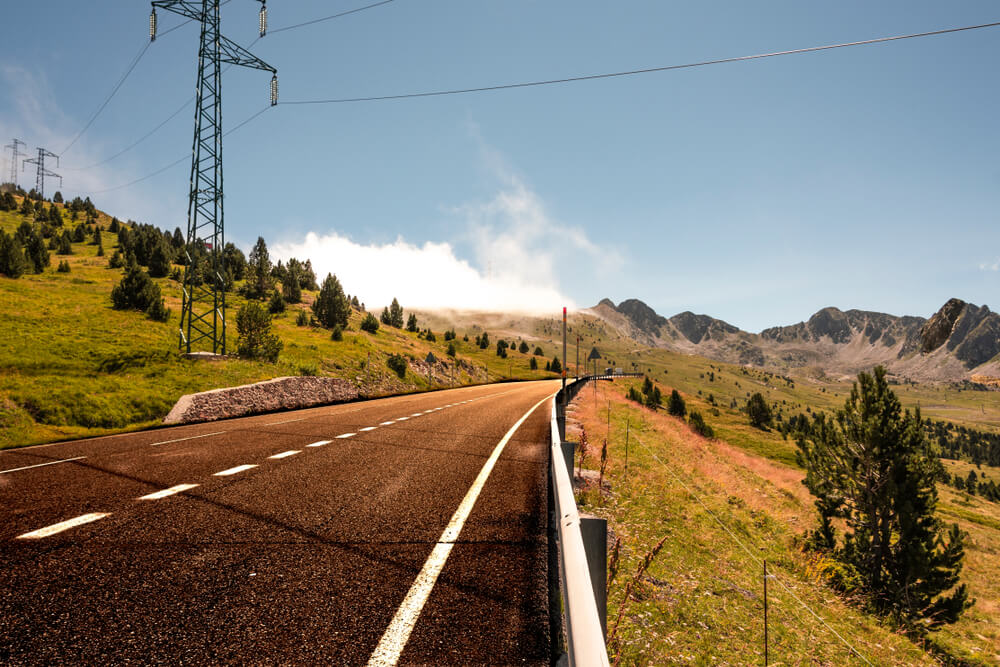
[23, 148, 62, 199]
[150, 0, 278, 355]
[4, 138, 27, 187]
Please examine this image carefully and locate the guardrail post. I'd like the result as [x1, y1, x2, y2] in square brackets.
[580, 514, 608, 639]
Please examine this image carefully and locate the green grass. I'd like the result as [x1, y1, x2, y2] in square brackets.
[0, 200, 560, 448]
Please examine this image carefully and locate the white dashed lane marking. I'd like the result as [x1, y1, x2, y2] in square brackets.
[396, 417, 409, 421]
[307, 440, 333, 447]
[380, 421, 396, 426]
[139, 483, 199, 500]
[16, 513, 111, 539]
[335, 433, 356, 439]
[0, 456, 86, 475]
[410, 413, 422, 417]
[360, 427, 377, 432]
[266, 417, 305, 426]
[268, 450, 301, 460]
[150, 431, 224, 447]
[214, 464, 258, 476]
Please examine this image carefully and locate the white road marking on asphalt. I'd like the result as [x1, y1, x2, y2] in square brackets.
[214, 464, 258, 476]
[268, 450, 301, 459]
[139, 483, 199, 500]
[150, 431, 224, 447]
[266, 417, 305, 426]
[410, 413, 422, 417]
[395, 417, 409, 421]
[16, 513, 111, 539]
[359, 426, 377, 432]
[367, 392, 553, 667]
[335, 433, 356, 439]
[0, 456, 86, 475]
[307, 440, 333, 447]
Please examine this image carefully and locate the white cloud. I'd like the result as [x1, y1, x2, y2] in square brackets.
[272, 143, 618, 314]
[979, 259, 1000, 272]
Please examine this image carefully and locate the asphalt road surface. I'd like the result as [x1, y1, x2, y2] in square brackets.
[0, 380, 562, 665]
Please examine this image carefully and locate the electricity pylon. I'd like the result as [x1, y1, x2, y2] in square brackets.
[23, 148, 62, 199]
[150, 0, 277, 355]
[4, 138, 26, 187]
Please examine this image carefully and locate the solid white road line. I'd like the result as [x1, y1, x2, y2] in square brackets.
[214, 464, 258, 476]
[16, 513, 110, 539]
[0, 456, 86, 475]
[268, 450, 301, 459]
[150, 431, 224, 447]
[266, 417, 305, 426]
[366, 392, 553, 667]
[139, 483, 199, 500]
[360, 426, 377, 432]
[335, 433, 356, 439]
[307, 440, 333, 447]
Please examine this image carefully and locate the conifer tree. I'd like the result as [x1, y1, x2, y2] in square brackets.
[406, 313, 418, 332]
[246, 236, 272, 298]
[796, 366, 972, 628]
[0, 231, 28, 278]
[667, 389, 686, 416]
[389, 297, 404, 328]
[747, 392, 772, 429]
[312, 273, 350, 329]
[380, 306, 392, 326]
[148, 241, 172, 278]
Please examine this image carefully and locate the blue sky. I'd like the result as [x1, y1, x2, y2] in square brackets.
[2, 1, 999, 331]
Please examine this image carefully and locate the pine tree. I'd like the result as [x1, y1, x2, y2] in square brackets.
[796, 366, 972, 629]
[519, 341, 529, 354]
[667, 389, 686, 417]
[25, 230, 49, 273]
[380, 307, 392, 326]
[389, 297, 404, 328]
[148, 241, 172, 278]
[282, 267, 302, 304]
[550, 356, 562, 374]
[406, 313, 418, 332]
[57, 231, 73, 255]
[268, 289, 286, 314]
[747, 393, 772, 429]
[360, 311, 379, 333]
[529, 356, 538, 370]
[236, 302, 282, 362]
[312, 273, 350, 329]
[246, 236, 272, 298]
[0, 231, 28, 278]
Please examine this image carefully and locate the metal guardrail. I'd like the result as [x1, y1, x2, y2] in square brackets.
[551, 377, 612, 667]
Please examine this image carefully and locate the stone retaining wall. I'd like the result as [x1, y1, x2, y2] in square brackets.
[163, 376, 360, 425]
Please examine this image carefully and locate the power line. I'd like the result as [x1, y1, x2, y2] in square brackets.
[58, 0, 234, 158]
[61, 41, 151, 155]
[630, 434, 873, 665]
[74, 104, 274, 196]
[269, 0, 396, 34]
[280, 20, 1000, 105]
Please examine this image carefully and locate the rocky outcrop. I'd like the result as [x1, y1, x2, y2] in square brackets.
[164, 376, 360, 424]
[669, 311, 740, 344]
[586, 296, 1000, 381]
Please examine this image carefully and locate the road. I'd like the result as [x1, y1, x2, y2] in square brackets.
[0, 380, 561, 665]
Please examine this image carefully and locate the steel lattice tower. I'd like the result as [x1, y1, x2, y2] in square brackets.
[4, 138, 27, 187]
[151, 0, 277, 354]
[22, 148, 61, 199]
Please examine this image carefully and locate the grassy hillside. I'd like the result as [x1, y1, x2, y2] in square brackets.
[0, 196, 561, 448]
[570, 378, 1000, 665]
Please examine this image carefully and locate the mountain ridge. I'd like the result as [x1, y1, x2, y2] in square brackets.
[586, 297, 1000, 381]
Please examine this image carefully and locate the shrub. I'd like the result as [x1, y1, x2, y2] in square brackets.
[57, 260, 71, 273]
[688, 410, 714, 438]
[110, 265, 168, 321]
[268, 289, 286, 314]
[57, 231, 73, 255]
[169, 266, 182, 281]
[518, 341, 529, 354]
[387, 353, 407, 379]
[447, 341, 456, 357]
[425, 330, 437, 342]
[331, 324, 343, 341]
[534, 346, 543, 356]
[145, 296, 170, 322]
[108, 250, 124, 269]
[235, 302, 282, 362]
[360, 312, 379, 333]
[296, 309, 310, 326]
[529, 356, 538, 370]
[298, 363, 318, 376]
